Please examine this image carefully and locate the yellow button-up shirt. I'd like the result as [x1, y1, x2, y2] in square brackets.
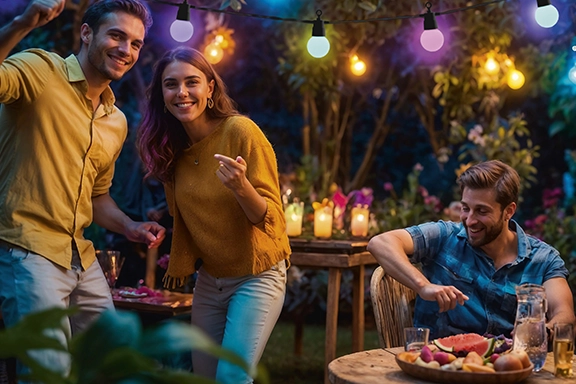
[0, 49, 127, 270]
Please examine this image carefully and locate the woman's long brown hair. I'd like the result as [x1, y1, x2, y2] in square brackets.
[137, 47, 239, 182]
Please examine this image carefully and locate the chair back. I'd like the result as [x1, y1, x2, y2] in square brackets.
[370, 265, 417, 348]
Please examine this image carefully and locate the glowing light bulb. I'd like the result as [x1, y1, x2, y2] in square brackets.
[485, 57, 499, 74]
[535, 0, 559, 28]
[350, 55, 366, 76]
[307, 37, 330, 58]
[170, 20, 194, 42]
[420, 4, 444, 52]
[507, 69, 525, 90]
[307, 10, 330, 58]
[420, 29, 444, 52]
[569, 66, 576, 85]
[204, 42, 223, 64]
[170, 1, 193, 42]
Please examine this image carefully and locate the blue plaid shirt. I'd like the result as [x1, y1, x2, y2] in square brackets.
[406, 220, 568, 339]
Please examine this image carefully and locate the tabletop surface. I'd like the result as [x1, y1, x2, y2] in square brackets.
[328, 347, 574, 384]
[289, 238, 369, 254]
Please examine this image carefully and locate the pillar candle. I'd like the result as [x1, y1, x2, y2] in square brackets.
[285, 202, 304, 237]
[350, 206, 369, 237]
[314, 206, 333, 239]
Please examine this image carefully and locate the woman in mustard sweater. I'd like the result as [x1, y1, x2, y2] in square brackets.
[137, 47, 290, 383]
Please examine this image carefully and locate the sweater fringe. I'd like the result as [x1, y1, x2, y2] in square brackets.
[162, 273, 188, 289]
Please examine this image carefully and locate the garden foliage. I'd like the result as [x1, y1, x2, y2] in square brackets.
[0, 308, 264, 384]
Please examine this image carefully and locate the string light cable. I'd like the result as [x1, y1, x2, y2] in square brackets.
[151, 0, 563, 48]
[151, 0, 513, 24]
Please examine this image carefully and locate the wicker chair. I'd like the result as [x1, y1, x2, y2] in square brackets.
[370, 265, 417, 348]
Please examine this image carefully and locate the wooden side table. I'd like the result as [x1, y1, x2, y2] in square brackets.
[289, 238, 377, 384]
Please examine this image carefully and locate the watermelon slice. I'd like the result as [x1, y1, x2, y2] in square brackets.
[433, 333, 495, 357]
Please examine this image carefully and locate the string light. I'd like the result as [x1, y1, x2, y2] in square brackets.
[170, 0, 194, 42]
[485, 57, 499, 75]
[569, 65, 576, 85]
[151, 0, 570, 56]
[420, 3, 444, 52]
[307, 10, 330, 58]
[507, 68, 525, 89]
[204, 35, 225, 64]
[535, 0, 559, 28]
[350, 55, 366, 76]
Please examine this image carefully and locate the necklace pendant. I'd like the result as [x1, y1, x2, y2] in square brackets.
[194, 159, 199, 165]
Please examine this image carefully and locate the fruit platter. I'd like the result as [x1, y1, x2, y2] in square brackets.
[395, 333, 534, 384]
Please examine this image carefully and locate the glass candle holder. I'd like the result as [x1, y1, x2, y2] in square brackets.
[314, 205, 333, 239]
[350, 206, 369, 237]
[285, 202, 304, 237]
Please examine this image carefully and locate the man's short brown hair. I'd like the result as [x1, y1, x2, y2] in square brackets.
[457, 160, 520, 208]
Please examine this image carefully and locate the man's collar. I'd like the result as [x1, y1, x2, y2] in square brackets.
[64, 54, 116, 115]
[457, 219, 531, 261]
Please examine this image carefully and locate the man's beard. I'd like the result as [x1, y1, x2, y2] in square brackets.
[463, 212, 506, 247]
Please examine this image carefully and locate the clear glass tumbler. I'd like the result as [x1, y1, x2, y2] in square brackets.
[553, 322, 574, 377]
[404, 327, 430, 352]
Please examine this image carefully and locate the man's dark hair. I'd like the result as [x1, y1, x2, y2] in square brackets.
[82, 0, 152, 35]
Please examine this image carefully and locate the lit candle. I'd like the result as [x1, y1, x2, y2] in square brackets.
[285, 202, 304, 237]
[350, 206, 369, 237]
[314, 206, 333, 239]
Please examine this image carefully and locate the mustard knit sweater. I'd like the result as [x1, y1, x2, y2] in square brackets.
[163, 116, 291, 287]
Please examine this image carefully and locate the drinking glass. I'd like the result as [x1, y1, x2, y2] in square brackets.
[96, 250, 124, 288]
[404, 327, 429, 352]
[553, 322, 574, 378]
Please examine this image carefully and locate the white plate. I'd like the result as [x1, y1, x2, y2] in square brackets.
[119, 291, 148, 298]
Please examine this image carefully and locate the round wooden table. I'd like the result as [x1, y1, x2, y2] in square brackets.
[328, 347, 575, 384]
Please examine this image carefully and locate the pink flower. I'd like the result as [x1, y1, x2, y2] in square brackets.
[157, 254, 170, 269]
[332, 187, 349, 209]
[424, 196, 442, 212]
[418, 186, 429, 197]
[533, 214, 547, 226]
[383, 182, 394, 191]
[542, 188, 562, 209]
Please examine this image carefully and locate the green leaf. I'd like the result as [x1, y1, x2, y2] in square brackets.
[71, 310, 141, 378]
[0, 307, 75, 359]
[139, 323, 254, 378]
[138, 322, 214, 356]
[77, 347, 157, 384]
[229, 0, 242, 11]
[548, 121, 566, 137]
[358, 1, 377, 13]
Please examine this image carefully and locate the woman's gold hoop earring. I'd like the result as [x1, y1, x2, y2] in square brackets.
[207, 98, 214, 109]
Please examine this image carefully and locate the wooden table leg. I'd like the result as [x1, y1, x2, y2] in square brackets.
[325, 267, 341, 384]
[351, 265, 365, 352]
[294, 314, 303, 356]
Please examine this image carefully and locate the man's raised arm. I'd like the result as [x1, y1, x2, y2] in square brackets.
[0, 0, 65, 64]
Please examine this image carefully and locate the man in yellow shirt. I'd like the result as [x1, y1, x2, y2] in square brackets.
[0, 0, 165, 378]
